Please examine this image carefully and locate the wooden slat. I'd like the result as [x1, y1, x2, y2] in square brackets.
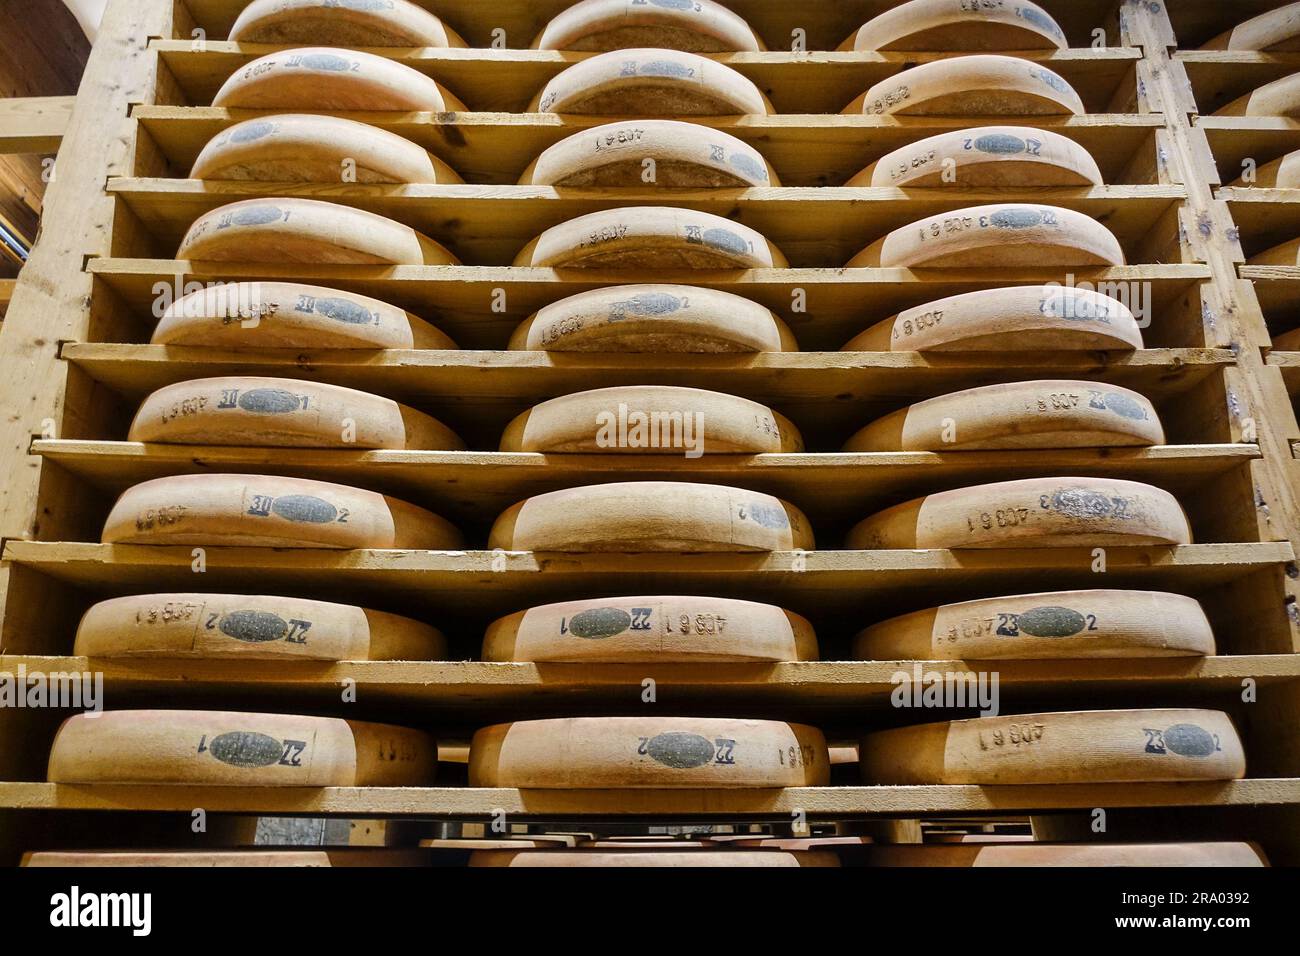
[0, 96, 73, 155]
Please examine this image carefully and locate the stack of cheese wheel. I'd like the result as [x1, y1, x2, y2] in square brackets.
[841, 0, 1067, 51]
[844, 55, 1085, 116]
[849, 126, 1102, 187]
[843, 285, 1144, 352]
[842, 380, 1164, 451]
[25, 849, 427, 867]
[513, 207, 787, 269]
[864, 842, 1267, 867]
[510, 285, 797, 352]
[488, 481, 813, 552]
[469, 717, 829, 787]
[1216, 73, 1300, 116]
[848, 204, 1124, 268]
[532, 0, 765, 51]
[860, 709, 1246, 784]
[483, 595, 817, 663]
[101, 474, 462, 549]
[229, 0, 466, 46]
[845, 477, 1192, 549]
[530, 48, 772, 115]
[74, 593, 447, 661]
[129, 377, 464, 450]
[152, 281, 456, 350]
[48, 710, 437, 786]
[1203, 3, 1300, 50]
[1230, 147, 1300, 187]
[519, 120, 778, 187]
[499, 385, 802, 453]
[853, 589, 1217, 660]
[471, 848, 838, 867]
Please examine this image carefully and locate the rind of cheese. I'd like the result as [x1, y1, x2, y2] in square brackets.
[845, 55, 1085, 116]
[470, 849, 839, 866]
[1203, 3, 1300, 50]
[851, 125, 1101, 187]
[229, 0, 466, 46]
[1217, 72, 1300, 116]
[864, 842, 1267, 867]
[532, 0, 764, 52]
[842, 0, 1067, 51]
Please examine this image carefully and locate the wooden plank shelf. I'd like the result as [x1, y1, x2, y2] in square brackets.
[0, 95, 73, 155]
[1216, 187, 1300, 260]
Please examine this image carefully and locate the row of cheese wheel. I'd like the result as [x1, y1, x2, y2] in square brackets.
[73, 588, 1217, 661]
[97, 474, 1194, 551]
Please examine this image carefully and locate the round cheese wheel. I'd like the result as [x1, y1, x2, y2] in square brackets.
[101, 473, 462, 549]
[533, 0, 763, 52]
[1248, 236, 1300, 265]
[74, 592, 446, 661]
[520, 119, 777, 187]
[488, 480, 814, 551]
[846, 55, 1085, 116]
[854, 589, 1216, 660]
[483, 595, 817, 662]
[471, 849, 837, 866]
[177, 198, 458, 265]
[152, 281, 454, 349]
[513, 207, 787, 269]
[843, 380, 1164, 451]
[500, 385, 802, 453]
[191, 114, 461, 184]
[860, 708, 1245, 784]
[846, 476, 1192, 549]
[848, 204, 1124, 268]
[229, 0, 466, 46]
[843, 0, 1065, 51]
[529, 48, 772, 115]
[48, 710, 437, 786]
[842, 285, 1143, 352]
[1218, 72, 1300, 116]
[23, 850, 406, 867]
[850, 126, 1102, 187]
[469, 716, 829, 787]
[511, 284, 796, 352]
[129, 376, 463, 450]
[865, 842, 1267, 867]
[1203, 3, 1300, 50]
[1230, 148, 1300, 188]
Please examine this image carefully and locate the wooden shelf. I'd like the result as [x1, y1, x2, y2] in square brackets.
[1196, 115, 1300, 187]
[1215, 187, 1300, 260]
[1178, 50, 1300, 118]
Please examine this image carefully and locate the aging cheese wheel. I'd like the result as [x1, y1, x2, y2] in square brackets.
[129, 376, 463, 450]
[191, 115, 461, 184]
[850, 204, 1123, 268]
[489, 480, 813, 552]
[152, 281, 454, 349]
[469, 717, 829, 787]
[229, 0, 466, 46]
[500, 385, 802, 453]
[1203, 3, 1300, 50]
[23, 850, 418, 867]
[851, 126, 1102, 187]
[177, 198, 458, 265]
[520, 119, 777, 187]
[845, 55, 1085, 116]
[860, 708, 1245, 784]
[75, 592, 446, 661]
[865, 842, 1267, 867]
[510, 284, 796, 352]
[853, 589, 1216, 660]
[471, 849, 837, 867]
[102, 473, 462, 549]
[843, 0, 1066, 51]
[1230, 148, 1300, 187]
[534, 0, 763, 52]
[483, 595, 817, 662]
[530, 48, 772, 115]
[843, 285, 1143, 352]
[513, 207, 787, 269]
[843, 380, 1164, 451]
[212, 48, 466, 110]
[48, 710, 437, 786]
[1248, 236, 1300, 265]
[846, 477, 1192, 549]
[1217, 72, 1300, 116]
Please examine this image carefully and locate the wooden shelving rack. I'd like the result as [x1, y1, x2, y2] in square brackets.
[2, 0, 1300, 864]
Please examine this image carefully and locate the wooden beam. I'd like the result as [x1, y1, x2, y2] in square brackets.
[0, 97, 73, 155]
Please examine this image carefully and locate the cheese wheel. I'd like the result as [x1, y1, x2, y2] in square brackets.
[846, 477, 1192, 549]
[511, 284, 796, 352]
[469, 717, 829, 787]
[500, 385, 802, 453]
[129, 376, 463, 450]
[860, 708, 1245, 784]
[1248, 236, 1300, 265]
[534, 0, 763, 52]
[191, 115, 461, 184]
[483, 595, 817, 662]
[843, 0, 1066, 51]
[843, 380, 1163, 451]
[471, 850, 837, 867]
[152, 281, 454, 349]
[23, 850, 416, 867]
[1274, 325, 1300, 349]
[520, 120, 777, 187]
[865, 842, 1267, 867]
[843, 285, 1143, 352]
[1203, 3, 1300, 50]
[74, 593, 446, 661]
[177, 198, 458, 265]
[854, 589, 1216, 660]
[513, 207, 787, 269]
[846, 55, 1084, 116]
[48, 710, 437, 786]
[229, 0, 465, 46]
[102, 473, 462, 549]
[212, 48, 465, 110]
[489, 480, 813, 551]
[848, 204, 1124, 268]
[530, 48, 771, 115]
[1218, 72, 1300, 116]
[851, 126, 1102, 187]
[1230, 148, 1300, 187]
